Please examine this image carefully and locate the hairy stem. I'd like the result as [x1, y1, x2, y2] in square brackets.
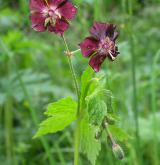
[104, 122, 116, 145]
[62, 35, 80, 101]
[62, 35, 80, 165]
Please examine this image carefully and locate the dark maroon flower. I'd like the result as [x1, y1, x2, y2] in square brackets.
[79, 22, 119, 72]
[30, 0, 77, 35]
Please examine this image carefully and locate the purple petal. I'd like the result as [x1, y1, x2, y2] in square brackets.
[89, 54, 106, 72]
[49, 0, 66, 7]
[48, 18, 69, 35]
[58, 1, 77, 20]
[79, 37, 99, 57]
[112, 32, 119, 41]
[30, 0, 46, 11]
[30, 13, 46, 32]
[90, 22, 117, 40]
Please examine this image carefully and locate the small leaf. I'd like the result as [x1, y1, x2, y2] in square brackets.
[109, 125, 129, 142]
[86, 89, 110, 126]
[80, 118, 101, 165]
[80, 67, 94, 99]
[34, 97, 77, 138]
[87, 96, 107, 126]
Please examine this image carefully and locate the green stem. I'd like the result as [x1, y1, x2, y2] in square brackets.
[71, 49, 81, 55]
[127, 0, 141, 163]
[104, 122, 116, 145]
[5, 95, 13, 164]
[151, 50, 160, 165]
[62, 35, 81, 165]
[62, 35, 80, 100]
[4, 57, 14, 164]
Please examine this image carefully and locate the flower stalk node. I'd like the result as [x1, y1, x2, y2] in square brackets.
[64, 51, 72, 57]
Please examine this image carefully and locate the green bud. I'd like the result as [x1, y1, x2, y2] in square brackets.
[112, 144, 124, 160]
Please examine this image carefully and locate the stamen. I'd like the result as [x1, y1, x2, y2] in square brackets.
[108, 50, 116, 60]
[44, 18, 50, 27]
[44, 0, 49, 6]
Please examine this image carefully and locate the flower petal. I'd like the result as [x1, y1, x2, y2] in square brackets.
[90, 22, 117, 40]
[48, 18, 69, 35]
[30, 13, 46, 32]
[58, 1, 77, 20]
[112, 31, 119, 41]
[79, 37, 99, 57]
[49, 0, 67, 8]
[89, 54, 106, 72]
[30, 0, 46, 11]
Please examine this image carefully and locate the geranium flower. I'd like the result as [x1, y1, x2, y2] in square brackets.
[29, 0, 77, 35]
[79, 22, 119, 72]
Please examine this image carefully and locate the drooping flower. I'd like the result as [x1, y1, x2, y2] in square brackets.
[79, 22, 119, 72]
[29, 0, 77, 35]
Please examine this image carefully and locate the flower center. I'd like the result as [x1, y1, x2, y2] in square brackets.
[44, 8, 61, 27]
[48, 9, 55, 17]
[98, 37, 116, 60]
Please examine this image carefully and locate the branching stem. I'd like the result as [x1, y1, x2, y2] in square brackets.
[62, 35, 81, 165]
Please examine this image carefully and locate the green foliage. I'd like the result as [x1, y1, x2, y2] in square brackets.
[86, 91, 107, 126]
[0, 0, 160, 165]
[109, 125, 130, 142]
[80, 118, 101, 165]
[79, 67, 129, 164]
[80, 66, 94, 102]
[34, 97, 77, 138]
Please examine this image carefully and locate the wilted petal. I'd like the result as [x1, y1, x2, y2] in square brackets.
[79, 37, 99, 57]
[30, 0, 46, 11]
[48, 18, 69, 34]
[30, 13, 46, 32]
[58, 1, 77, 20]
[89, 54, 106, 72]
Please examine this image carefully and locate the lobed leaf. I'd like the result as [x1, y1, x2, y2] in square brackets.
[34, 97, 77, 138]
[45, 97, 77, 116]
[80, 118, 101, 165]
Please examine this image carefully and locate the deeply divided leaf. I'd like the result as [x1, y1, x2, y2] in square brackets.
[34, 97, 77, 138]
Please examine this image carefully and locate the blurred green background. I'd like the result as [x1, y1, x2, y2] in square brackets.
[0, 0, 160, 164]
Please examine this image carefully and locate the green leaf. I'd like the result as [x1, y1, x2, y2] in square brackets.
[109, 125, 129, 142]
[80, 118, 101, 165]
[34, 97, 77, 138]
[80, 66, 94, 100]
[86, 89, 113, 126]
[86, 93, 107, 126]
[45, 97, 77, 116]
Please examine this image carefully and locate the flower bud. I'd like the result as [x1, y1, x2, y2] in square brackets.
[112, 144, 124, 160]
